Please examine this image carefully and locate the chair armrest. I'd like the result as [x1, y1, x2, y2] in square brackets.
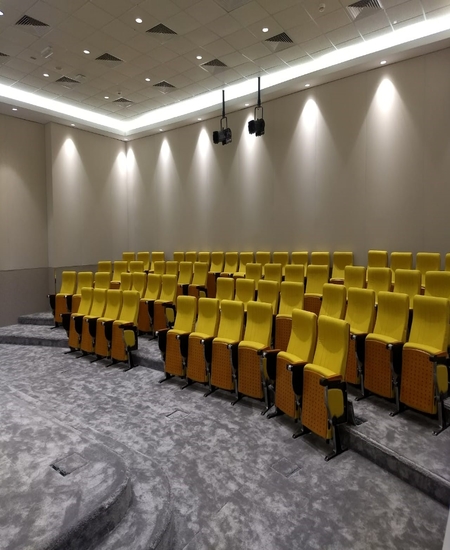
[319, 377, 344, 390]
[227, 341, 239, 370]
[118, 322, 134, 330]
[157, 328, 169, 354]
[201, 336, 215, 364]
[287, 361, 307, 396]
[60, 312, 71, 334]
[429, 353, 448, 364]
[351, 333, 368, 341]
[176, 332, 190, 359]
[101, 319, 114, 342]
[386, 342, 404, 351]
[261, 349, 280, 380]
[87, 317, 99, 338]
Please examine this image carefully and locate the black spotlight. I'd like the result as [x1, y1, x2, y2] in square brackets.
[213, 90, 232, 146]
[248, 77, 265, 137]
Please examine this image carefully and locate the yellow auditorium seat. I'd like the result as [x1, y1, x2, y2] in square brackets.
[221, 252, 239, 277]
[424, 271, 450, 300]
[368, 249, 388, 269]
[400, 295, 449, 434]
[257, 280, 280, 318]
[319, 283, 346, 320]
[366, 267, 392, 302]
[198, 251, 210, 268]
[233, 252, 254, 279]
[303, 265, 328, 315]
[49, 271, 77, 326]
[129, 260, 144, 273]
[185, 251, 197, 264]
[344, 266, 366, 295]
[245, 263, 263, 291]
[131, 272, 147, 298]
[291, 252, 309, 276]
[79, 289, 107, 354]
[138, 273, 161, 335]
[173, 251, 184, 264]
[185, 298, 220, 388]
[363, 292, 409, 406]
[264, 263, 282, 287]
[188, 261, 208, 298]
[71, 271, 93, 313]
[230, 301, 273, 412]
[209, 300, 245, 397]
[110, 290, 141, 367]
[97, 261, 112, 275]
[110, 261, 128, 289]
[416, 252, 441, 289]
[177, 261, 194, 296]
[63, 287, 94, 352]
[120, 272, 132, 291]
[153, 274, 178, 332]
[275, 282, 304, 351]
[150, 251, 165, 272]
[255, 251, 271, 276]
[207, 251, 225, 297]
[311, 251, 330, 271]
[330, 252, 353, 284]
[266, 309, 317, 421]
[272, 252, 289, 276]
[344, 288, 376, 389]
[394, 269, 421, 308]
[284, 264, 304, 283]
[166, 261, 179, 275]
[390, 252, 412, 284]
[235, 278, 255, 312]
[215, 277, 235, 304]
[153, 261, 166, 276]
[122, 252, 135, 270]
[94, 272, 112, 290]
[136, 252, 150, 272]
[93, 290, 123, 360]
[158, 296, 197, 382]
[298, 316, 350, 460]
[445, 253, 450, 272]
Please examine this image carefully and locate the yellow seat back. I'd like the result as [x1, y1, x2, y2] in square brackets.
[319, 284, 346, 319]
[165, 261, 178, 275]
[77, 287, 94, 316]
[136, 252, 150, 271]
[237, 252, 254, 274]
[185, 251, 197, 264]
[195, 298, 220, 336]
[120, 272, 132, 291]
[284, 264, 304, 283]
[223, 252, 239, 273]
[173, 295, 197, 332]
[424, 271, 450, 300]
[390, 252, 412, 283]
[264, 263, 282, 286]
[198, 251, 210, 267]
[331, 252, 353, 280]
[368, 249, 388, 268]
[216, 277, 235, 303]
[132, 272, 147, 298]
[150, 251, 165, 271]
[367, 267, 392, 300]
[305, 265, 328, 295]
[256, 251, 271, 275]
[144, 274, 161, 300]
[104, 290, 123, 320]
[111, 261, 128, 283]
[97, 261, 112, 275]
[94, 272, 111, 290]
[286, 309, 317, 361]
[394, 269, 421, 307]
[344, 265, 366, 293]
[159, 275, 178, 303]
[371, 291, 409, 341]
[153, 261, 166, 275]
[245, 263, 263, 290]
[191, 262, 208, 286]
[89, 289, 107, 317]
[119, 290, 140, 324]
[257, 279, 280, 315]
[122, 252, 135, 270]
[273, 252, 289, 275]
[235, 278, 255, 309]
[278, 282, 304, 316]
[445, 253, 450, 272]
[129, 261, 144, 273]
[210, 251, 225, 273]
[243, 301, 273, 347]
[75, 272, 93, 295]
[312, 316, 350, 378]
[291, 252, 309, 276]
[416, 252, 441, 286]
[409, 295, 450, 350]
[311, 251, 330, 269]
[59, 271, 77, 294]
[217, 300, 244, 341]
[178, 262, 193, 285]
[173, 251, 184, 263]
[345, 288, 376, 333]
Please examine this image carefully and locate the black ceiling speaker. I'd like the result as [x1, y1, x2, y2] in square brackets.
[248, 77, 265, 137]
[213, 90, 232, 146]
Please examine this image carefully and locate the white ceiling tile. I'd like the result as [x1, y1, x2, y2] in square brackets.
[8, 0, 46, 12]
[182, 65, 211, 82]
[27, 1, 68, 27]
[19, 74, 48, 88]
[11, 81, 39, 93]
[203, 38, 236, 57]
[0, 65, 25, 82]
[334, 36, 364, 48]
[284, 21, 322, 44]
[275, 45, 308, 63]
[108, 43, 141, 62]
[0, 75, 18, 86]
[0, 27, 40, 49]
[185, 27, 220, 46]
[326, 23, 360, 45]
[302, 35, 334, 55]
[361, 26, 393, 40]
[0, 5, 30, 28]
[72, 3, 114, 29]
[212, 68, 241, 83]
[273, 4, 312, 30]
[230, 1, 269, 26]
[317, 8, 352, 33]
[102, 19, 138, 43]
[165, 55, 197, 73]
[199, 75, 223, 89]
[425, 4, 450, 16]
[127, 33, 163, 54]
[58, 17, 98, 41]
[354, 11, 391, 34]
[82, 97, 106, 107]
[182, 82, 209, 95]
[5, 56, 37, 73]
[255, 53, 286, 70]
[421, 0, 450, 11]
[168, 73, 194, 87]
[220, 51, 249, 67]
[246, 16, 285, 40]
[173, 0, 202, 9]
[186, 0, 227, 24]
[207, 14, 243, 37]
[164, 11, 202, 34]
[391, 13, 424, 27]
[303, 0, 342, 18]
[234, 61, 261, 77]
[256, 0, 300, 15]
[90, 0, 132, 18]
[241, 41, 272, 60]
[112, 62, 147, 78]
[386, 0, 424, 24]
[149, 45, 179, 63]
[0, 39, 30, 58]
[165, 35, 198, 55]
[146, 65, 178, 81]
[379, 0, 413, 8]
[139, 0, 182, 20]
[224, 28, 259, 49]
[138, 98, 165, 110]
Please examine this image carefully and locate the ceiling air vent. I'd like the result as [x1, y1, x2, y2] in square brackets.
[0, 52, 9, 66]
[346, 0, 383, 21]
[15, 15, 50, 37]
[95, 53, 123, 68]
[214, 0, 252, 12]
[56, 76, 81, 90]
[201, 59, 228, 75]
[265, 32, 294, 53]
[153, 81, 176, 94]
[113, 97, 133, 104]
[146, 23, 177, 44]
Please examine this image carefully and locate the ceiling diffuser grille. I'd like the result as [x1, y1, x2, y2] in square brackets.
[201, 58, 228, 75]
[0, 52, 8, 66]
[113, 97, 133, 103]
[265, 32, 294, 53]
[147, 24, 177, 35]
[347, 0, 383, 20]
[153, 81, 176, 94]
[214, 0, 252, 12]
[56, 76, 80, 84]
[0, 52, 9, 57]
[95, 53, 123, 68]
[16, 15, 49, 27]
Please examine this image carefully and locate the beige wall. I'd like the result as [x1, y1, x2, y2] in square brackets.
[2, 47, 450, 325]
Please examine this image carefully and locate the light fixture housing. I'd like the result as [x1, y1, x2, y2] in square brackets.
[248, 77, 265, 137]
[213, 90, 232, 146]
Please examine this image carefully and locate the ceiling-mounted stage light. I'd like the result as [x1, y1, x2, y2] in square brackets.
[248, 76, 265, 137]
[213, 90, 232, 146]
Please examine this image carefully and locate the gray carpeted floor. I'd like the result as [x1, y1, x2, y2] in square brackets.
[0, 343, 448, 550]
